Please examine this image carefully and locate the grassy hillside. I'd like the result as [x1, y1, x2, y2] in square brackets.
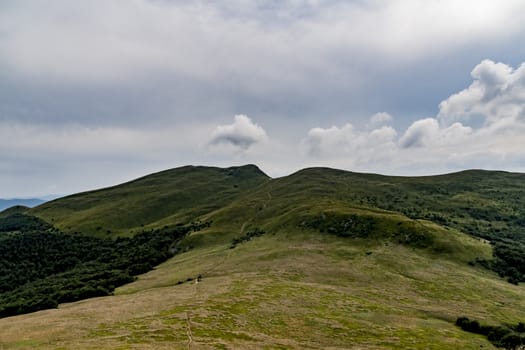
[265, 167, 525, 241]
[186, 167, 525, 269]
[2, 165, 525, 349]
[31, 164, 269, 237]
[1, 227, 523, 349]
[24, 165, 525, 282]
[30, 165, 525, 244]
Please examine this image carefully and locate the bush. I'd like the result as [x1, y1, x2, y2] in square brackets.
[230, 228, 266, 249]
[456, 317, 525, 349]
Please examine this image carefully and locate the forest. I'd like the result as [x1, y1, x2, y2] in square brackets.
[0, 214, 206, 317]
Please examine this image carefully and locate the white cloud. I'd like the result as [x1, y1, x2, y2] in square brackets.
[303, 123, 398, 168]
[302, 59, 525, 174]
[209, 115, 268, 150]
[369, 112, 393, 127]
[370, 112, 393, 124]
[398, 118, 472, 148]
[392, 59, 525, 171]
[398, 118, 437, 148]
[305, 123, 355, 156]
[438, 59, 525, 127]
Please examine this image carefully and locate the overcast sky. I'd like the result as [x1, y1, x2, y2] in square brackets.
[1, 0, 525, 198]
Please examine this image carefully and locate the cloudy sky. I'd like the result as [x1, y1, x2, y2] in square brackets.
[1, 0, 525, 198]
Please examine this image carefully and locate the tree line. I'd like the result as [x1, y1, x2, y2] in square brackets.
[0, 214, 207, 317]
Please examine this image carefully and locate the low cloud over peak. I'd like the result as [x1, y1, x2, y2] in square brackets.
[209, 115, 268, 151]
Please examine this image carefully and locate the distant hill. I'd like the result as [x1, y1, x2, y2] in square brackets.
[0, 198, 45, 211]
[1, 164, 524, 349]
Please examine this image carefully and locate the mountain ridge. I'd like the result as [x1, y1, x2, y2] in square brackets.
[1, 164, 525, 349]
[25, 163, 525, 284]
[29, 164, 270, 236]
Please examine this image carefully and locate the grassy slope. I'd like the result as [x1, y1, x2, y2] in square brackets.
[2, 166, 525, 349]
[1, 229, 523, 349]
[30, 165, 270, 237]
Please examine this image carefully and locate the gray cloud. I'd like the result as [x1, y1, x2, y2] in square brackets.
[303, 120, 397, 163]
[1, 0, 525, 129]
[1, 1, 525, 197]
[367, 112, 393, 129]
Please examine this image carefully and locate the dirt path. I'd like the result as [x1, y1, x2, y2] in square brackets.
[263, 191, 272, 208]
[239, 221, 247, 235]
[183, 193, 273, 348]
[185, 311, 194, 349]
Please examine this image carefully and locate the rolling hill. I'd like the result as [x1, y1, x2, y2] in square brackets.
[30, 165, 269, 237]
[0, 198, 44, 212]
[1, 165, 525, 349]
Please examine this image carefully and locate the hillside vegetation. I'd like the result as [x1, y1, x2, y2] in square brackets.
[31, 165, 269, 237]
[0, 213, 207, 317]
[1, 164, 524, 349]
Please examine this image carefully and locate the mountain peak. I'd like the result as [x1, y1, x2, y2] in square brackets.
[225, 164, 270, 179]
